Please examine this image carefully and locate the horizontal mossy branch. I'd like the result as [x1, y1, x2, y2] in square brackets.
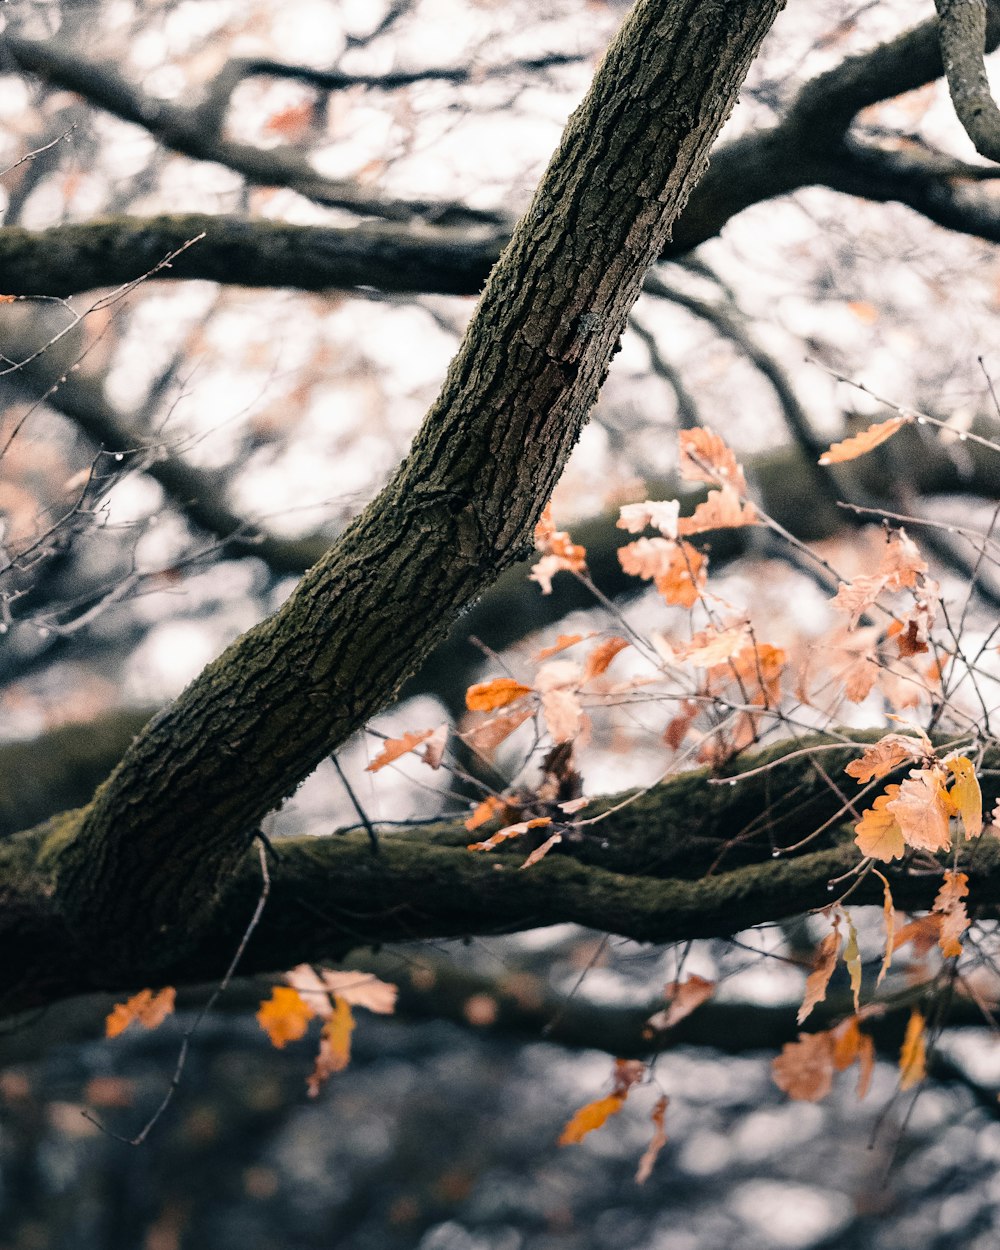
[3, 733, 1000, 1016]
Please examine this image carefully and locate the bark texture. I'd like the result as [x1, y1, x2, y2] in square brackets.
[49, 0, 787, 973]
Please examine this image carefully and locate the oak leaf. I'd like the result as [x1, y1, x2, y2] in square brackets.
[105, 987, 176, 1039]
[520, 831, 563, 868]
[845, 733, 927, 784]
[798, 919, 842, 1025]
[583, 636, 630, 680]
[818, 416, 906, 465]
[873, 869, 895, 987]
[678, 427, 746, 491]
[536, 633, 587, 660]
[256, 986, 315, 1048]
[854, 788, 905, 862]
[932, 871, 970, 958]
[887, 767, 951, 853]
[463, 706, 533, 756]
[465, 795, 510, 831]
[289, 966, 398, 1015]
[557, 1093, 626, 1145]
[676, 486, 757, 536]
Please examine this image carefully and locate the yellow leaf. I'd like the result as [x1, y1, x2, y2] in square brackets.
[844, 912, 862, 1014]
[256, 986, 315, 1048]
[798, 918, 842, 1025]
[465, 678, 533, 712]
[945, 755, 983, 839]
[635, 1096, 669, 1185]
[105, 987, 176, 1039]
[899, 1008, 927, 1090]
[557, 1094, 626, 1145]
[307, 997, 355, 1096]
[854, 788, 906, 862]
[873, 868, 895, 987]
[818, 416, 907, 465]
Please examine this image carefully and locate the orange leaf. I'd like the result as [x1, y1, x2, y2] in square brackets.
[465, 795, 509, 831]
[676, 486, 757, 536]
[888, 767, 952, 853]
[256, 986, 315, 1048]
[583, 636, 630, 680]
[845, 733, 927, 785]
[635, 1096, 669, 1185]
[854, 788, 905, 862]
[536, 633, 586, 660]
[892, 914, 942, 957]
[818, 416, 907, 465]
[468, 816, 551, 851]
[557, 1094, 626, 1145]
[263, 101, 314, 138]
[933, 870, 970, 958]
[366, 729, 434, 772]
[0, 295, 16, 304]
[798, 919, 842, 1024]
[105, 987, 176, 1039]
[678, 427, 746, 491]
[772, 1031, 836, 1102]
[832, 1018, 876, 1099]
[465, 678, 533, 712]
[307, 997, 355, 1096]
[646, 974, 716, 1033]
[463, 705, 534, 755]
[898, 1008, 927, 1090]
[520, 831, 563, 868]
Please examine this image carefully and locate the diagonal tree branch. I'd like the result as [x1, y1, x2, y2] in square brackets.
[42, 0, 786, 975]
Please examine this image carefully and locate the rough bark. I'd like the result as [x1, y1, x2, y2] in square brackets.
[45, 0, 786, 975]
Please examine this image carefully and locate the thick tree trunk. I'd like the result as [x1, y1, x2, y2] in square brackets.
[47, 0, 786, 974]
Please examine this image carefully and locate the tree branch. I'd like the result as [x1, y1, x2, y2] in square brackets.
[2, 732, 998, 1017]
[935, 0, 1000, 163]
[41, 0, 785, 975]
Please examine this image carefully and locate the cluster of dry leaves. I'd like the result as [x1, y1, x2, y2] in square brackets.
[104, 414, 1000, 1182]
